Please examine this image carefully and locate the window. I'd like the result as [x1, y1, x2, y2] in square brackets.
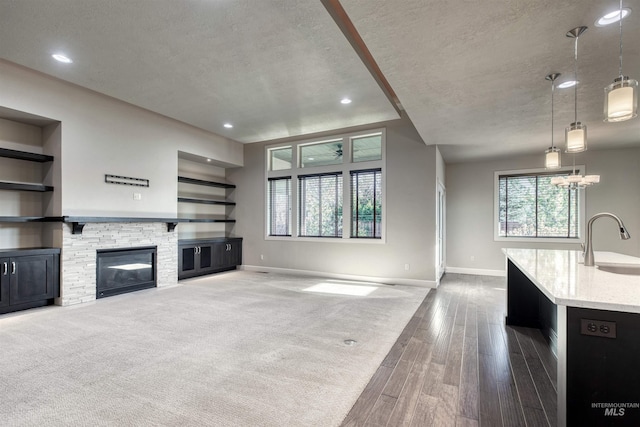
[268, 177, 291, 236]
[269, 147, 292, 171]
[351, 169, 382, 238]
[298, 173, 343, 237]
[497, 170, 580, 239]
[299, 139, 343, 168]
[266, 129, 385, 241]
[352, 134, 382, 162]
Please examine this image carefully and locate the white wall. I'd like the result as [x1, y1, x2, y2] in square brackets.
[0, 59, 243, 218]
[446, 148, 640, 273]
[228, 119, 440, 285]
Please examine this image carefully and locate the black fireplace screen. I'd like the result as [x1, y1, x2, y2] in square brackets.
[96, 246, 157, 298]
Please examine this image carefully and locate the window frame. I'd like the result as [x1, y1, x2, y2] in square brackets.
[298, 172, 343, 238]
[493, 166, 586, 243]
[267, 176, 292, 237]
[268, 146, 293, 171]
[350, 168, 382, 239]
[265, 129, 386, 243]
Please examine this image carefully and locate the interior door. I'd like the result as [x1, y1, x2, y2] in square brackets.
[436, 180, 446, 280]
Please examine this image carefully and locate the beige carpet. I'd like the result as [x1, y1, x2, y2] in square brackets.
[0, 271, 429, 426]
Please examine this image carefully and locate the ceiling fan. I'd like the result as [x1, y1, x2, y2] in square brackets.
[334, 143, 343, 159]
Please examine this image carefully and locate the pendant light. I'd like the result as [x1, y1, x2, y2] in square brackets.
[565, 26, 587, 153]
[545, 73, 561, 168]
[604, 0, 638, 122]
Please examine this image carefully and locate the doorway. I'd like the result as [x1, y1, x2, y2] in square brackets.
[436, 180, 446, 280]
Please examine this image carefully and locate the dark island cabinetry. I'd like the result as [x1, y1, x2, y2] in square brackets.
[0, 248, 60, 314]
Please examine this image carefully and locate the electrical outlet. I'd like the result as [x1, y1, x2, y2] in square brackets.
[260, 254, 264, 260]
[470, 255, 475, 262]
[133, 193, 142, 200]
[581, 318, 616, 339]
[404, 263, 410, 271]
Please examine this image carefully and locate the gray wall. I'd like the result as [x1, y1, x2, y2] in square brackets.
[0, 59, 243, 218]
[228, 120, 440, 284]
[446, 148, 640, 272]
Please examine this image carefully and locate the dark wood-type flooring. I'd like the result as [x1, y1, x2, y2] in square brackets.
[341, 274, 557, 427]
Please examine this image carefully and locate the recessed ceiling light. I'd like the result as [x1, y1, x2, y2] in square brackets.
[595, 8, 631, 27]
[206, 158, 212, 162]
[558, 80, 578, 89]
[223, 123, 233, 128]
[52, 53, 73, 63]
[340, 98, 352, 104]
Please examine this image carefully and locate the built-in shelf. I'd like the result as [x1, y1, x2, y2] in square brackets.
[0, 147, 54, 163]
[177, 176, 236, 189]
[0, 181, 54, 192]
[179, 218, 236, 223]
[177, 197, 236, 206]
[0, 216, 63, 223]
[177, 174, 236, 238]
[0, 215, 236, 233]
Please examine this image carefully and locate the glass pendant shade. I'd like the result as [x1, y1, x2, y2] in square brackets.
[545, 147, 561, 168]
[565, 122, 586, 152]
[604, 76, 638, 121]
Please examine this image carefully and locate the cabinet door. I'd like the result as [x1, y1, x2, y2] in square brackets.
[226, 241, 242, 267]
[211, 242, 228, 270]
[9, 254, 54, 305]
[197, 244, 214, 272]
[179, 245, 196, 274]
[0, 258, 9, 307]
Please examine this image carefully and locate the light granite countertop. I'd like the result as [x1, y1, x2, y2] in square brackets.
[503, 248, 640, 314]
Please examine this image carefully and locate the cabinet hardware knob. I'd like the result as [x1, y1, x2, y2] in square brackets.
[2, 262, 6, 275]
[11, 261, 16, 275]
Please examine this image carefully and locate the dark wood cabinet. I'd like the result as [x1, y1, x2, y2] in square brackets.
[178, 243, 215, 277]
[0, 248, 60, 315]
[0, 259, 9, 307]
[178, 238, 242, 279]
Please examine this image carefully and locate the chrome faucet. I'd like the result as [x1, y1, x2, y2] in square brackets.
[583, 212, 631, 266]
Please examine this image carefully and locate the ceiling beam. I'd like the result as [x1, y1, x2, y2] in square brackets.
[321, 0, 403, 115]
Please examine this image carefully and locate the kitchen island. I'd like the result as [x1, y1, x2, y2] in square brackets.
[503, 248, 640, 427]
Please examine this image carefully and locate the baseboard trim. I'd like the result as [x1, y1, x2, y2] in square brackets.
[445, 267, 506, 277]
[240, 265, 437, 288]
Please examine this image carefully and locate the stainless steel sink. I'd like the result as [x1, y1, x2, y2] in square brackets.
[597, 264, 640, 275]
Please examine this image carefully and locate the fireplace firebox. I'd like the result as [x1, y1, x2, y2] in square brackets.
[96, 246, 157, 298]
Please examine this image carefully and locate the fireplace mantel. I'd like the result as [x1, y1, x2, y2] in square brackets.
[62, 217, 181, 234]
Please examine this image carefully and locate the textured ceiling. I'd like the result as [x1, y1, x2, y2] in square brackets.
[340, 0, 640, 162]
[0, 0, 399, 144]
[0, 1, 639, 163]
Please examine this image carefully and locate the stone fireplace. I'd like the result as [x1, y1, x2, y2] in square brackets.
[59, 222, 177, 306]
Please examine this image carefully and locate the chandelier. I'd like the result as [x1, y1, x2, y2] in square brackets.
[550, 173, 600, 189]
